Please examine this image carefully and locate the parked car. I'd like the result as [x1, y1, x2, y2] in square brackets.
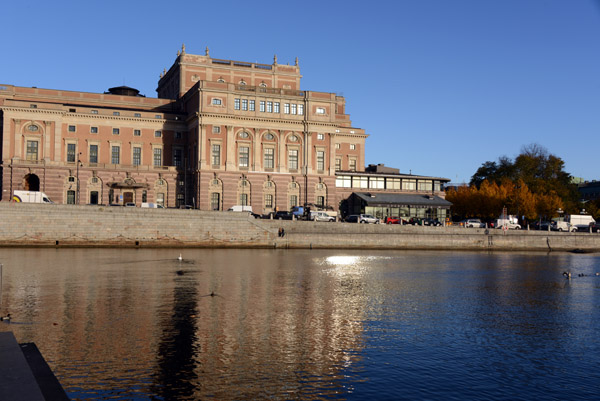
[124, 202, 136, 207]
[408, 217, 424, 225]
[274, 211, 293, 220]
[590, 221, 600, 233]
[533, 221, 552, 231]
[359, 214, 379, 224]
[312, 211, 335, 222]
[462, 219, 485, 228]
[345, 215, 359, 223]
[423, 218, 442, 227]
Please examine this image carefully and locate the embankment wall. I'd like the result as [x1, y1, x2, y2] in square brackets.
[1, 203, 599, 252]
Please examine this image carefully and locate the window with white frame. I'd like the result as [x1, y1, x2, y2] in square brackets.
[89, 144, 98, 164]
[298, 104, 304, 115]
[249, 100, 255, 111]
[267, 101, 273, 113]
[153, 148, 162, 167]
[335, 158, 341, 171]
[242, 99, 248, 111]
[91, 126, 98, 134]
[67, 143, 77, 162]
[265, 194, 273, 208]
[212, 144, 221, 166]
[349, 158, 356, 171]
[212, 98, 222, 105]
[291, 104, 297, 114]
[133, 147, 141, 166]
[68, 125, 76, 132]
[260, 101, 265, 112]
[284, 103, 290, 114]
[26, 140, 39, 161]
[134, 129, 141, 136]
[289, 195, 298, 209]
[111, 146, 120, 165]
[316, 150, 325, 171]
[234, 98, 240, 110]
[317, 133, 324, 140]
[350, 144, 356, 150]
[316, 107, 325, 115]
[288, 149, 298, 170]
[212, 126, 221, 134]
[264, 148, 274, 169]
[239, 146, 249, 167]
[274, 102, 280, 113]
[113, 128, 120, 135]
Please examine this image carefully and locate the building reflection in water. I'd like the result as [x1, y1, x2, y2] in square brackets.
[0, 249, 369, 399]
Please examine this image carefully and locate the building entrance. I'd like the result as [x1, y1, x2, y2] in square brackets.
[123, 192, 134, 204]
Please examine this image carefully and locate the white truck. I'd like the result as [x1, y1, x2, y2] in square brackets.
[567, 214, 595, 231]
[495, 215, 520, 230]
[227, 205, 252, 213]
[13, 190, 54, 204]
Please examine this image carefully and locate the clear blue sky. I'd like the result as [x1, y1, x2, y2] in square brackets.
[2, 1, 599, 183]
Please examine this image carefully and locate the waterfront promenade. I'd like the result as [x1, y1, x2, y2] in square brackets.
[1, 203, 599, 252]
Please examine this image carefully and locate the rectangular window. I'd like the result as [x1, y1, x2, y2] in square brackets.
[260, 101, 265, 112]
[67, 143, 76, 162]
[317, 196, 325, 207]
[317, 133, 324, 140]
[153, 148, 162, 167]
[369, 177, 385, 189]
[267, 101, 273, 113]
[335, 143, 340, 149]
[154, 130, 162, 138]
[350, 144, 356, 150]
[113, 128, 120, 135]
[134, 113, 141, 117]
[91, 110, 98, 114]
[288, 149, 298, 170]
[249, 100, 255, 111]
[212, 126, 221, 134]
[26, 140, 38, 161]
[264, 148, 274, 169]
[291, 104, 297, 115]
[402, 179, 417, 191]
[418, 180, 433, 191]
[67, 190, 76, 205]
[242, 99, 248, 111]
[91, 126, 98, 134]
[155, 114, 161, 119]
[173, 148, 182, 167]
[175, 132, 182, 139]
[234, 98, 240, 110]
[239, 146, 249, 167]
[284, 103, 290, 114]
[240, 193, 248, 206]
[316, 150, 325, 171]
[298, 104, 304, 115]
[335, 158, 341, 171]
[68, 125, 76, 132]
[349, 159, 356, 171]
[316, 107, 325, 115]
[387, 178, 401, 190]
[111, 146, 120, 165]
[352, 176, 368, 188]
[290, 195, 298, 209]
[265, 194, 273, 208]
[113, 111, 120, 116]
[212, 98, 222, 105]
[133, 147, 141, 166]
[212, 144, 221, 166]
[134, 129, 141, 136]
[89, 145, 98, 164]
[211, 193, 220, 210]
[336, 175, 351, 188]
[274, 102, 280, 113]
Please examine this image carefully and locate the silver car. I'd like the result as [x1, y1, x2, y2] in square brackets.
[464, 218, 485, 228]
[359, 214, 379, 224]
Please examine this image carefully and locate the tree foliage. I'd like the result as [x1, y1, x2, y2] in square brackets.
[465, 144, 579, 216]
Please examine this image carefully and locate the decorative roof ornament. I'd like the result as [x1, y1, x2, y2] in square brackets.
[205, 46, 210, 57]
[274, 54, 278, 65]
[181, 43, 186, 54]
[295, 57, 298, 66]
[177, 50, 181, 56]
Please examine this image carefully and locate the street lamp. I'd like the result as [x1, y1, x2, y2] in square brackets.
[76, 152, 82, 204]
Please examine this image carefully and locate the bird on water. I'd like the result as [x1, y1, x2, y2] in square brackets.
[178, 254, 183, 261]
[0, 313, 11, 322]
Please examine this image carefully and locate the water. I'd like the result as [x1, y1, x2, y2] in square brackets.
[1, 249, 599, 400]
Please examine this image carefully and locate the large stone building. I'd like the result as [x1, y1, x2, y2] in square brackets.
[1, 45, 449, 219]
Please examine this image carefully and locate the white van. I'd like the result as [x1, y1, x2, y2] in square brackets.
[228, 205, 252, 213]
[13, 190, 54, 204]
[567, 214, 595, 231]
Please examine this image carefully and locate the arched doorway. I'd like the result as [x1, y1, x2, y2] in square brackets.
[24, 174, 40, 191]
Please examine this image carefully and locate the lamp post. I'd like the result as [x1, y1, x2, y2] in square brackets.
[76, 152, 82, 204]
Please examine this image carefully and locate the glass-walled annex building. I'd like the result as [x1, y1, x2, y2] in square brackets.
[335, 164, 451, 221]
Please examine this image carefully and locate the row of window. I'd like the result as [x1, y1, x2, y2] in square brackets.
[209, 193, 325, 211]
[65, 125, 182, 139]
[336, 175, 444, 191]
[233, 98, 305, 115]
[210, 145, 328, 171]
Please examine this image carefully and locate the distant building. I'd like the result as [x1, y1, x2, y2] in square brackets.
[578, 180, 600, 202]
[0, 46, 449, 217]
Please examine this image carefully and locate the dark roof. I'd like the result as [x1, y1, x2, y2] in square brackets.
[353, 192, 452, 208]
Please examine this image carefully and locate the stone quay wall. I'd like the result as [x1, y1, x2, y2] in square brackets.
[1, 203, 599, 252]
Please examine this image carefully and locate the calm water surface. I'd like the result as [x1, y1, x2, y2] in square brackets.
[0, 249, 599, 400]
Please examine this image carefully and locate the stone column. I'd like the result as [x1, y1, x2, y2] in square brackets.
[226, 125, 235, 170]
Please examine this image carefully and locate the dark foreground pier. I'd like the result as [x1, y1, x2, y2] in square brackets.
[0, 332, 69, 401]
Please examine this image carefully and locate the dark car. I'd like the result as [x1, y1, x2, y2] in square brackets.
[345, 215, 359, 223]
[274, 211, 293, 220]
[589, 221, 600, 233]
[533, 221, 552, 231]
[423, 218, 442, 226]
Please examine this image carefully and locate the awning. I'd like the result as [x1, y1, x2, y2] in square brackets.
[352, 192, 452, 208]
